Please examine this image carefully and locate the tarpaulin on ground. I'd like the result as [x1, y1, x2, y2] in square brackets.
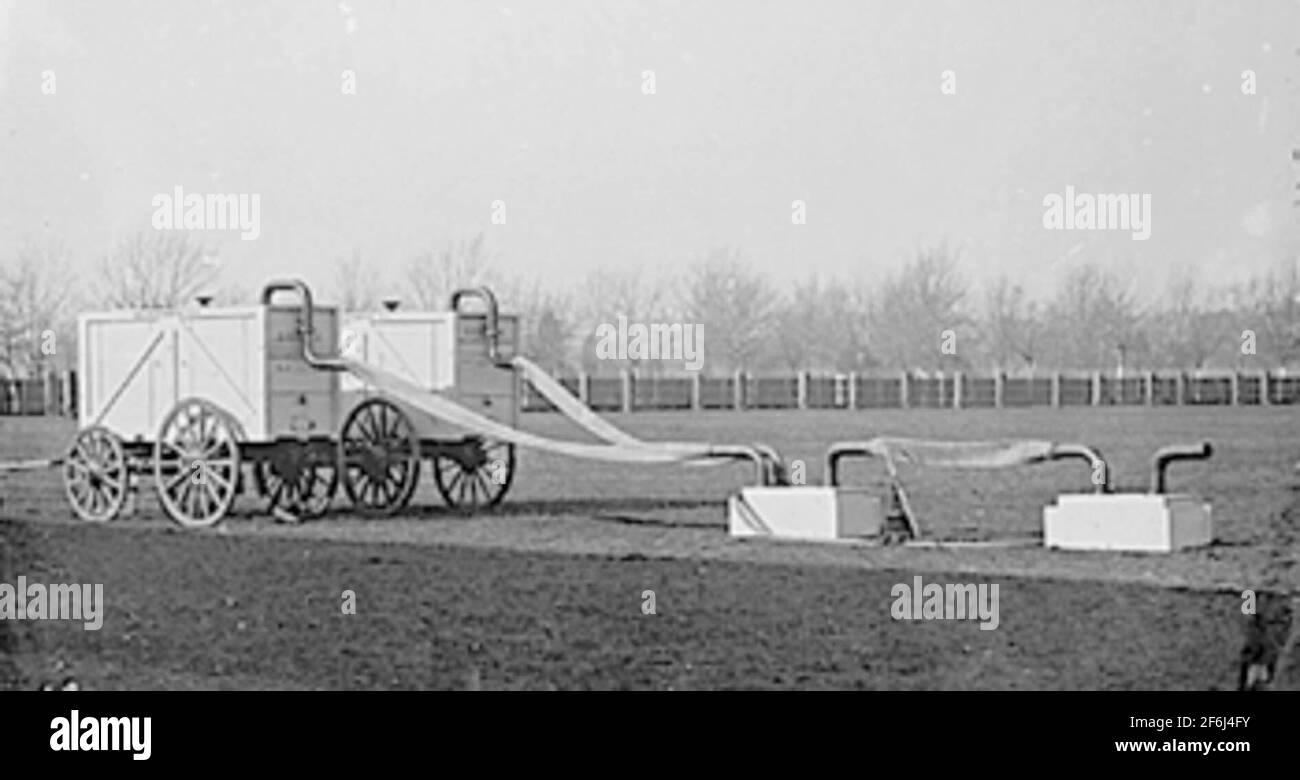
[859, 437, 1056, 475]
[832, 437, 1058, 542]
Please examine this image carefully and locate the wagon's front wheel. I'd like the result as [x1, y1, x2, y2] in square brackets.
[153, 398, 242, 529]
[63, 426, 129, 523]
[339, 397, 420, 517]
[433, 439, 515, 513]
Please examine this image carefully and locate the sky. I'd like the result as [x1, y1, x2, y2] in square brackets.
[0, 0, 1297, 305]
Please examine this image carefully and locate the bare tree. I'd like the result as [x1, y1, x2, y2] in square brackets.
[979, 276, 1044, 373]
[1039, 261, 1146, 370]
[770, 277, 869, 371]
[679, 246, 779, 372]
[1227, 261, 1300, 368]
[97, 231, 218, 309]
[331, 249, 383, 311]
[513, 280, 576, 373]
[577, 267, 667, 373]
[0, 241, 77, 375]
[1151, 266, 1232, 369]
[404, 233, 500, 310]
[867, 243, 970, 369]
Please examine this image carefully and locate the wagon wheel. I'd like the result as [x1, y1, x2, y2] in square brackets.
[225, 415, 249, 498]
[433, 439, 515, 513]
[153, 398, 242, 529]
[339, 397, 420, 517]
[254, 456, 338, 519]
[62, 426, 129, 523]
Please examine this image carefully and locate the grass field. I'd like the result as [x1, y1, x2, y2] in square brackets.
[2, 406, 1297, 689]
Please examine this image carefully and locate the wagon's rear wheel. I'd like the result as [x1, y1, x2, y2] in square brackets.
[433, 439, 515, 513]
[153, 398, 241, 529]
[339, 397, 420, 517]
[255, 452, 338, 519]
[63, 426, 129, 523]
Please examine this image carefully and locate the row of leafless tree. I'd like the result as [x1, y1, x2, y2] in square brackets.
[2, 231, 1299, 377]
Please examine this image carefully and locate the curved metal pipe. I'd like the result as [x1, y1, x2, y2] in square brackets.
[750, 443, 787, 485]
[1048, 443, 1110, 494]
[823, 442, 876, 487]
[1150, 441, 1213, 494]
[707, 444, 781, 487]
[260, 279, 347, 371]
[450, 287, 503, 366]
[826, 441, 1110, 493]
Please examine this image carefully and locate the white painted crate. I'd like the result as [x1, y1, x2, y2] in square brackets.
[78, 304, 340, 442]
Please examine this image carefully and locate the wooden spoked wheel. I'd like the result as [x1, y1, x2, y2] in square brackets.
[433, 439, 515, 513]
[255, 449, 338, 519]
[153, 398, 242, 529]
[338, 398, 420, 517]
[63, 426, 130, 523]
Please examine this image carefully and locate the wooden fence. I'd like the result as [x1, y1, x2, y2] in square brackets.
[520, 370, 1300, 413]
[4, 369, 1298, 417]
[0, 372, 76, 416]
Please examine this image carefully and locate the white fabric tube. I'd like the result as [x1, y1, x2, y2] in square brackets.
[344, 359, 720, 464]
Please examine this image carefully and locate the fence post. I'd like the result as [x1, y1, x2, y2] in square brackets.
[1050, 373, 1061, 408]
[691, 373, 701, 411]
[1146, 371, 1155, 406]
[733, 370, 745, 411]
[1230, 372, 1240, 406]
[1260, 371, 1271, 405]
[899, 371, 910, 410]
[848, 371, 858, 410]
[620, 369, 632, 413]
[953, 371, 963, 409]
[994, 372, 1004, 409]
[1173, 372, 1184, 406]
[578, 370, 589, 404]
[1091, 372, 1101, 406]
[797, 371, 808, 410]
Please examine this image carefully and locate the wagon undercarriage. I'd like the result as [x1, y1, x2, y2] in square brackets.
[62, 397, 519, 527]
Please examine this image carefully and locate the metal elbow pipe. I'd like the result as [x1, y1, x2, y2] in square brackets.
[1049, 444, 1110, 493]
[707, 444, 780, 487]
[751, 443, 787, 486]
[260, 279, 346, 371]
[823, 442, 875, 487]
[824, 444, 852, 487]
[450, 286, 503, 365]
[1150, 441, 1212, 494]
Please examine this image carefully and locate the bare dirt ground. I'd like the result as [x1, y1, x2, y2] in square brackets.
[1, 407, 1296, 689]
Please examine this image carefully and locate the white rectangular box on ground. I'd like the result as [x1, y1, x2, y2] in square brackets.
[1043, 494, 1212, 552]
[728, 487, 883, 541]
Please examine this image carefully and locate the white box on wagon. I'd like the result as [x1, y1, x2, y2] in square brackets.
[78, 303, 341, 442]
